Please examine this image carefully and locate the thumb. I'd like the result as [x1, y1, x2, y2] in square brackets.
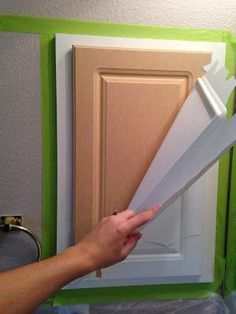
[122, 232, 142, 257]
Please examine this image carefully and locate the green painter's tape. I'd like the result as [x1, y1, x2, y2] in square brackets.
[0, 14, 235, 303]
[40, 34, 57, 259]
[0, 15, 232, 42]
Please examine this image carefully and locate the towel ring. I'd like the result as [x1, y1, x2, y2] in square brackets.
[0, 223, 42, 262]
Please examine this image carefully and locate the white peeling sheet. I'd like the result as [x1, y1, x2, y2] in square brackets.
[129, 63, 236, 216]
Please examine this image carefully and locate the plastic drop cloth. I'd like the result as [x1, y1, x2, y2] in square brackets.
[34, 294, 229, 313]
[224, 292, 236, 313]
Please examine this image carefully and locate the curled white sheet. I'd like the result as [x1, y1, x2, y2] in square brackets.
[129, 62, 236, 217]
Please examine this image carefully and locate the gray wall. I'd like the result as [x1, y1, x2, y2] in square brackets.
[0, 32, 41, 269]
[0, 0, 235, 268]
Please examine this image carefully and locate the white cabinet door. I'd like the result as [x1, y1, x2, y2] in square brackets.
[56, 34, 226, 288]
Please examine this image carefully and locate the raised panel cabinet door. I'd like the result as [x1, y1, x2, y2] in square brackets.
[73, 46, 211, 243]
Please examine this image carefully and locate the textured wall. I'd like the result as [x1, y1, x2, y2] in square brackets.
[0, 32, 41, 268]
[0, 0, 236, 32]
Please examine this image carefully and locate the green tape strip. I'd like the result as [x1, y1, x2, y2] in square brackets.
[40, 34, 57, 259]
[0, 15, 232, 42]
[0, 14, 235, 303]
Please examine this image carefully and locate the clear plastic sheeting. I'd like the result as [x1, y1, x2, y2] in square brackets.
[90, 295, 230, 314]
[224, 292, 236, 314]
[34, 294, 229, 313]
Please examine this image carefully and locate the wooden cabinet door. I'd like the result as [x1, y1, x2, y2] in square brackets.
[73, 46, 211, 243]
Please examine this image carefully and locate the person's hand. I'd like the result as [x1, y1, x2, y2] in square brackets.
[0, 206, 159, 314]
[74, 206, 160, 271]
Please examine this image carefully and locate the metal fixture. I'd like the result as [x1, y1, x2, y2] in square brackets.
[0, 215, 42, 261]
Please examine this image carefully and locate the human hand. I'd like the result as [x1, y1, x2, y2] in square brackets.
[74, 206, 160, 271]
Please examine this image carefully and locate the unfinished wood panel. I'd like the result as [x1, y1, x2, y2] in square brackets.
[73, 46, 211, 243]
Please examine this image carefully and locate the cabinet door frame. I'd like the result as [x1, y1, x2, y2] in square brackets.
[56, 34, 226, 288]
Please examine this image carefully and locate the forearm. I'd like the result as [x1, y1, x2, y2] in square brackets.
[0, 207, 157, 314]
[0, 246, 92, 314]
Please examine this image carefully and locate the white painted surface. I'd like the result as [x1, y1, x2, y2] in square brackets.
[56, 34, 224, 288]
[0, 0, 235, 33]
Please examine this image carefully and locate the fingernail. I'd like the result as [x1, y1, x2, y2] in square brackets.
[152, 204, 161, 211]
[151, 205, 161, 216]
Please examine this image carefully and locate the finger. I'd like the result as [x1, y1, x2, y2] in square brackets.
[118, 208, 135, 220]
[122, 233, 142, 257]
[122, 206, 160, 234]
[152, 203, 162, 211]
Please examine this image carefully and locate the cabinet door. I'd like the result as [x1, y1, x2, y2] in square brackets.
[73, 46, 210, 242]
[56, 34, 225, 288]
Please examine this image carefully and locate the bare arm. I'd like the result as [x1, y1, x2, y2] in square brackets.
[0, 206, 159, 314]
